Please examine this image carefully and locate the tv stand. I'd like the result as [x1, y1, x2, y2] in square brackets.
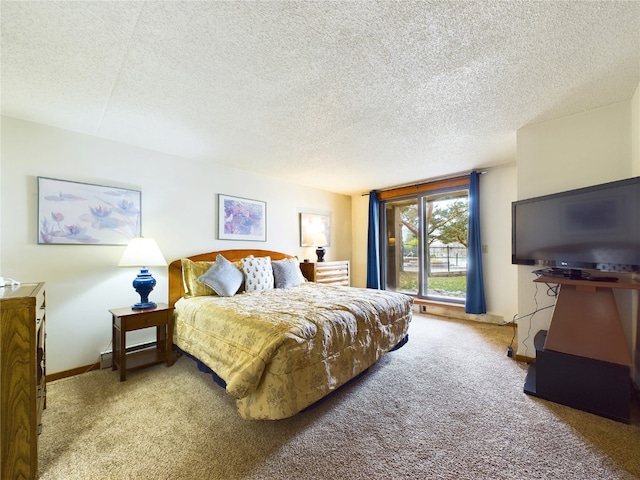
[525, 330, 631, 422]
[524, 276, 639, 423]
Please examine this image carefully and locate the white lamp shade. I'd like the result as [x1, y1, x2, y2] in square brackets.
[118, 237, 167, 267]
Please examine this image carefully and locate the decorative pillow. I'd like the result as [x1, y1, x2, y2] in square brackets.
[198, 255, 244, 297]
[181, 258, 216, 297]
[233, 259, 245, 292]
[272, 258, 304, 289]
[241, 256, 274, 292]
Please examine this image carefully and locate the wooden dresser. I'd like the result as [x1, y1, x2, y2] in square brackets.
[1, 282, 46, 480]
[300, 260, 350, 286]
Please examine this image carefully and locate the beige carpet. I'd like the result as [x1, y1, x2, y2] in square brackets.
[39, 314, 640, 479]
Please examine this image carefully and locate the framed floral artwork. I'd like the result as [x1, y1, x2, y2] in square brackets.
[37, 177, 141, 245]
[218, 194, 266, 241]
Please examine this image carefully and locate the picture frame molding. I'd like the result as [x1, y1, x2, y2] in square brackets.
[37, 176, 141, 246]
[217, 194, 267, 242]
[300, 212, 331, 247]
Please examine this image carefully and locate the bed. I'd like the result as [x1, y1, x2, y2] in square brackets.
[168, 249, 412, 420]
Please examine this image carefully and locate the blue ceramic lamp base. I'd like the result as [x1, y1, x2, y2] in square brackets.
[131, 268, 157, 310]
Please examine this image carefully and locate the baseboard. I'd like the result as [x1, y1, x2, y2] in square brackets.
[47, 363, 100, 382]
[414, 299, 465, 312]
[100, 350, 112, 369]
[413, 301, 504, 324]
[47, 341, 158, 382]
[99, 341, 157, 369]
[515, 354, 535, 364]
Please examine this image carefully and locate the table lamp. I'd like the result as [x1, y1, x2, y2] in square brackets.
[301, 218, 329, 262]
[118, 237, 167, 310]
[314, 233, 328, 262]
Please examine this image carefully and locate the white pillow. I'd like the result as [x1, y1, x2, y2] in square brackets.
[272, 258, 304, 288]
[198, 255, 243, 297]
[242, 256, 274, 292]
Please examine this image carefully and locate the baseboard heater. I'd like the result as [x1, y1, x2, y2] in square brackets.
[99, 341, 157, 369]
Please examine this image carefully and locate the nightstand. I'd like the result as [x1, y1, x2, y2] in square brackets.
[109, 303, 174, 381]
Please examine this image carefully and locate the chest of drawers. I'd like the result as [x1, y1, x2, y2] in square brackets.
[1, 282, 46, 480]
[300, 261, 350, 286]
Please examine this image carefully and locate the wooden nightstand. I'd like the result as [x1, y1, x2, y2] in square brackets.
[109, 303, 174, 381]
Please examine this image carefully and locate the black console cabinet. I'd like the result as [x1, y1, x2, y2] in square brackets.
[523, 276, 638, 423]
[524, 330, 631, 423]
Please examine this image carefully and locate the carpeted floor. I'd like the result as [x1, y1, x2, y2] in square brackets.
[38, 314, 640, 479]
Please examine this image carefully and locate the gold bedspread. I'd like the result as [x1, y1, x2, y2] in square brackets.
[173, 283, 412, 419]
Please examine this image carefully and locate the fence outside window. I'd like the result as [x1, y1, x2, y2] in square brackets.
[402, 245, 467, 274]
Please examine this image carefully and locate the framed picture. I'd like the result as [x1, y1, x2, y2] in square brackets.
[300, 213, 331, 247]
[38, 177, 141, 245]
[218, 194, 266, 241]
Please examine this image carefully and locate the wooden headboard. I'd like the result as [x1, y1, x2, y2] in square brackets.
[168, 249, 294, 307]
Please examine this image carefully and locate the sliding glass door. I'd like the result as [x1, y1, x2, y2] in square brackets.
[383, 185, 469, 303]
[384, 199, 419, 294]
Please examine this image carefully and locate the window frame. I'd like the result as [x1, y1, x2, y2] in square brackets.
[379, 176, 470, 303]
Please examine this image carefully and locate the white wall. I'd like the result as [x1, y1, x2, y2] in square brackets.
[350, 164, 519, 324]
[515, 99, 636, 360]
[481, 165, 518, 322]
[0, 116, 351, 375]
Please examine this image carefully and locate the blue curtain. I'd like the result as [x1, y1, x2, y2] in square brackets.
[366, 190, 381, 289]
[465, 171, 486, 313]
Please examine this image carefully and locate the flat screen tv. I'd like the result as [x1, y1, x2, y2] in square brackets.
[512, 176, 640, 274]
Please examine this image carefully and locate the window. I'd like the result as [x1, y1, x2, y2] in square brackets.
[381, 178, 469, 303]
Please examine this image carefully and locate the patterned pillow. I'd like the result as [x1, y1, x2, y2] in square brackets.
[181, 258, 215, 297]
[272, 258, 304, 289]
[198, 255, 243, 297]
[241, 256, 274, 292]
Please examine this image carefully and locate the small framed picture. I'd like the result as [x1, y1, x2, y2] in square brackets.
[218, 194, 266, 241]
[300, 213, 331, 247]
[38, 177, 141, 245]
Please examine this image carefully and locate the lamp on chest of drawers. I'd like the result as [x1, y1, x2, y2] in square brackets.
[300, 213, 330, 262]
[118, 237, 167, 310]
[314, 235, 328, 262]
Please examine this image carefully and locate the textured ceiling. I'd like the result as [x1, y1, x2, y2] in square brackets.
[2, 1, 639, 195]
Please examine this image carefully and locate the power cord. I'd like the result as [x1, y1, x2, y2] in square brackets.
[501, 304, 555, 326]
[506, 319, 517, 357]
[504, 280, 558, 361]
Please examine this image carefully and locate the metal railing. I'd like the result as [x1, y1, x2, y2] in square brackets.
[402, 245, 467, 273]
